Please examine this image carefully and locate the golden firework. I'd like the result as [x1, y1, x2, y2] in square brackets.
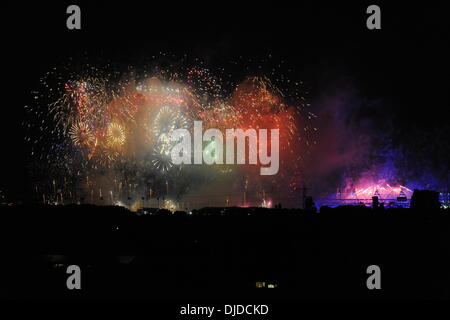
[106, 122, 126, 148]
[69, 121, 95, 147]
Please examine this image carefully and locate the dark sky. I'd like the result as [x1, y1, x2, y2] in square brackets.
[2, 1, 449, 200]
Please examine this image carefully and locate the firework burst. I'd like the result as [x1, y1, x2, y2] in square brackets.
[106, 122, 126, 149]
[69, 121, 95, 148]
[151, 146, 174, 173]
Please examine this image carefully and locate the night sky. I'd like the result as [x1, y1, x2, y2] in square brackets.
[2, 1, 448, 202]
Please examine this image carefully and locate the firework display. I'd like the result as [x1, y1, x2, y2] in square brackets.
[3, 2, 449, 303]
[25, 59, 313, 209]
